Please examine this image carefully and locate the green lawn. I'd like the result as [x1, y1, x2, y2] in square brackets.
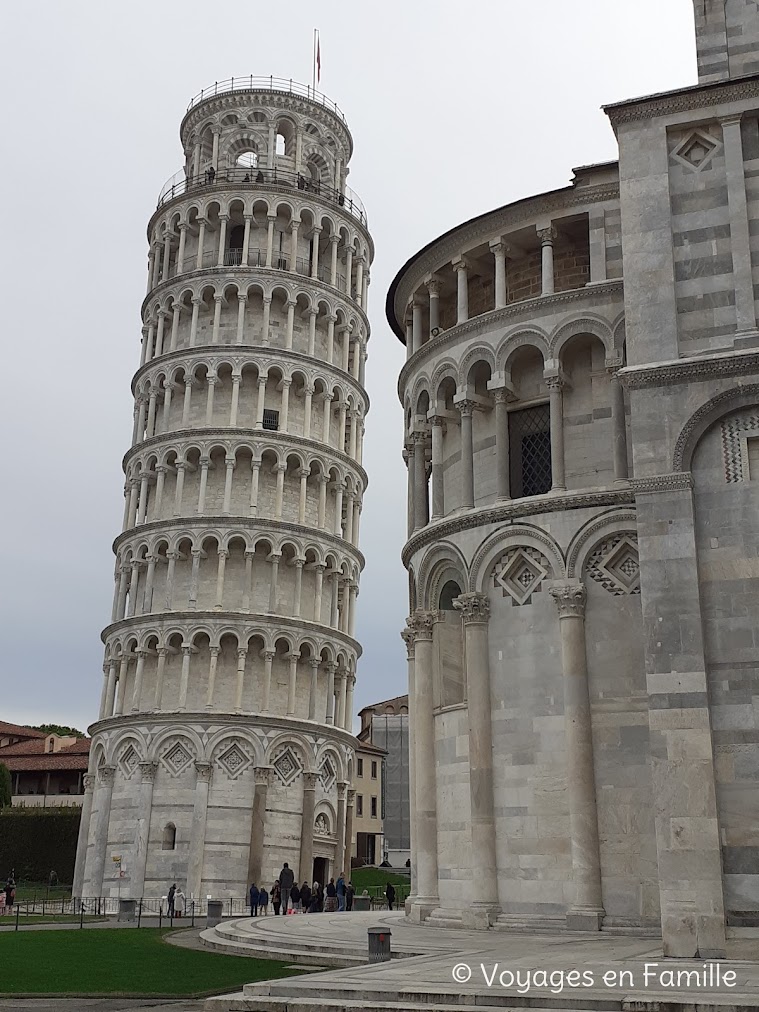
[350, 867, 410, 893]
[0, 928, 305, 996]
[12, 881, 71, 903]
[1, 914, 105, 925]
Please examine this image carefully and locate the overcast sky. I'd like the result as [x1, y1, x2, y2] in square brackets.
[1, 0, 696, 733]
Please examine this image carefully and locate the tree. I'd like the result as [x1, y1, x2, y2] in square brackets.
[28, 724, 85, 738]
[0, 764, 11, 808]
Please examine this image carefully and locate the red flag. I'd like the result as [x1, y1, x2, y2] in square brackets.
[316, 36, 321, 83]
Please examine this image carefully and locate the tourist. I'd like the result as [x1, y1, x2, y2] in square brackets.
[290, 882, 301, 912]
[324, 877, 337, 912]
[258, 886, 269, 915]
[174, 886, 185, 917]
[167, 882, 176, 918]
[0, 889, 5, 915]
[207, 165, 216, 184]
[385, 882, 396, 911]
[299, 880, 311, 911]
[336, 870, 346, 911]
[271, 880, 281, 915]
[249, 882, 260, 917]
[346, 881, 355, 911]
[308, 882, 320, 912]
[278, 862, 294, 914]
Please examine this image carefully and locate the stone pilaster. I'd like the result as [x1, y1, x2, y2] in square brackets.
[132, 762, 158, 899]
[72, 773, 95, 900]
[343, 789, 355, 876]
[186, 762, 212, 901]
[247, 767, 271, 887]
[401, 624, 418, 910]
[299, 772, 318, 884]
[89, 765, 116, 897]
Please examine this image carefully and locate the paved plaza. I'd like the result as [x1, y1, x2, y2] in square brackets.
[202, 911, 759, 1010]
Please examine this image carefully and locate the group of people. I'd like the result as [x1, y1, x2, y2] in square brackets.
[166, 882, 186, 917]
[249, 863, 397, 916]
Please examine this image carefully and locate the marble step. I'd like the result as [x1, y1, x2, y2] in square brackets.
[206, 997, 626, 1012]
[199, 925, 367, 967]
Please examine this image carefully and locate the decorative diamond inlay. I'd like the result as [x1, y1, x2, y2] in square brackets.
[216, 741, 252, 780]
[318, 757, 336, 792]
[672, 129, 720, 172]
[272, 746, 302, 786]
[161, 740, 193, 777]
[587, 535, 641, 596]
[721, 413, 759, 482]
[493, 547, 550, 606]
[118, 743, 141, 780]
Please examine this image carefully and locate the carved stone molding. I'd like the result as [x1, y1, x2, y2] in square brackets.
[97, 765, 116, 787]
[605, 77, 759, 129]
[83, 773, 96, 793]
[673, 384, 759, 471]
[194, 761, 213, 783]
[631, 472, 694, 495]
[402, 487, 634, 567]
[549, 581, 587, 619]
[620, 351, 759, 390]
[409, 609, 437, 641]
[138, 761, 158, 784]
[254, 766, 272, 787]
[400, 624, 416, 658]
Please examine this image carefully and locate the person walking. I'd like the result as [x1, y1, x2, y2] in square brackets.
[271, 880, 281, 916]
[346, 880, 355, 911]
[249, 882, 260, 917]
[278, 862, 294, 914]
[336, 870, 346, 912]
[308, 882, 319, 912]
[290, 882, 301, 913]
[324, 877, 337, 912]
[174, 886, 185, 917]
[258, 886, 269, 915]
[385, 882, 396, 911]
[167, 883, 176, 918]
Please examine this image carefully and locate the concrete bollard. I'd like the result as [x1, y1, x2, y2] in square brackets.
[368, 926, 392, 963]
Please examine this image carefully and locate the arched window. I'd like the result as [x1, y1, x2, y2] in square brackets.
[276, 133, 286, 157]
[236, 150, 258, 169]
[162, 823, 176, 850]
[228, 224, 245, 251]
[439, 580, 461, 611]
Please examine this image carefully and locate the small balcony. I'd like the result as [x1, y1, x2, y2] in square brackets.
[164, 246, 347, 292]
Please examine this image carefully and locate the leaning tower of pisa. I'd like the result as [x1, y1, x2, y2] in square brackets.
[74, 77, 372, 903]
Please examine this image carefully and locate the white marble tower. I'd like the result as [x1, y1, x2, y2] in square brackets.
[74, 77, 372, 902]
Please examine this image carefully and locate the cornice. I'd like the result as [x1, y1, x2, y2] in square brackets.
[112, 514, 366, 569]
[620, 348, 759, 389]
[605, 75, 759, 130]
[631, 472, 694, 495]
[391, 183, 620, 328]
[398, 281, 624, 396]
[401, 486, 635, 566]
[100, 609, 362, 656]
[88, 709, 358, 750]
[142, 264, 371, 334]
[132, 343, 369, 412]
[122, 426, 369, 488]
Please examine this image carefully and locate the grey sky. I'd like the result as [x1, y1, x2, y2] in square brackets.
[1, 0, 695, 732]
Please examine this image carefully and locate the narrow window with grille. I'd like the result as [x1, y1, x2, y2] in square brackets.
[509, 404, 552, 498]
[262, 409, 279, 431]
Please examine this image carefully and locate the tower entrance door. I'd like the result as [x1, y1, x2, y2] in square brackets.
[313, 856, 328, 888]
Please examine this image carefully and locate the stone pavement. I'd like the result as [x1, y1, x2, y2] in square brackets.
[202, 911, 759, 1010]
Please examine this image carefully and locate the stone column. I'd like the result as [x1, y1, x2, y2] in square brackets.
[235, 294, 247, 344]
[72, 773, 95, 899]
[457, 399, 475, 508]
[205, 646, 220, 709]
[426, 276, 440, 336]
[261, 649, 275, 711]
[286, 652, 299, 715]
[547, 376, 566, 491]
[608, 366, 629, 482]
[335, 782, 347, 871]
[401, 625, 418, 907]
[299, 772, 318, 883]
[343, 789, 356, 876]
[104, 661, 118, 716]
[453, 256, 469, 323]
[235, 647, 248, 712]
[195, 222, 206, 271]
[89, 764, 116, 897]
[215, 548, 229, 608]
[308, 658, 320, 720]
[154, 647, 168, 709]
[409, 610, 439, 918]
[412, 295, 424, 354]
[538, 225, 556, 296]
[412, 431, 429, 530]
[489, 239, 508, 309]
[178, 643, 192, 710]
[325, 663, 336, 723]
[130, 649, 146, 711]
[493, 388, 511, 499]
[132, 761, 157, 899]
[454, 593, 499, 927]
[186, 762, 212, 901]
[549, 582, 604, 930]
[247, 767, 271, 886]
[721, 115, 757, 335]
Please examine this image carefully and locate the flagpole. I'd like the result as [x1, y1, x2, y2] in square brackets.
[312, 29, 317, 92]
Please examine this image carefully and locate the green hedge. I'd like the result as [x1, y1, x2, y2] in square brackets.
[0, 808, 80, 883]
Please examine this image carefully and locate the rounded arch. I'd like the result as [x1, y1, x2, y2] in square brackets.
[550, 316, 615, 360]
[498, 328, 550, 372]
[470, 523, 565, 593]
[417, 541, 469, 611]
[673, 384, 759, 471]
[566, 509, 639, 579]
